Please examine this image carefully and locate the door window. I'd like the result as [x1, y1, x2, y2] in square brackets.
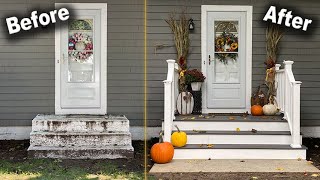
[68, 19, 94, 82]
[213, 21, 240, 83]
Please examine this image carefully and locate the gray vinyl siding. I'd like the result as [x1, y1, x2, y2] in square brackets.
[147, 0, 320, 126]
[0, 0, 144, 126]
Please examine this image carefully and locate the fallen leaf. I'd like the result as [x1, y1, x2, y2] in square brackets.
[251, 177, 258, 180]
[276, 167, 284, 171]
[229, 117, 235, 120]
[190, 117, 195, 120]
[193, 130, 206, 133]
[311, 174, 319, 177]
[236, 128, 240, 131]
[199, 115, 204, 118]
[205, 116, 210, 119]
[251, 129, 257, 133]
[307, 161, 314, 164]
[297, 158, 302, 161]
[199, 144, 203, 147]
[207, 144, 214, 148]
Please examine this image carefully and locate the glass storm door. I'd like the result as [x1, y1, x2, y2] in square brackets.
[206, 12, 246, 109]
[55, 4, 106, 115]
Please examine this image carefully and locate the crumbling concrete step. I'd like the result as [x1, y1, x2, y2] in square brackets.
[28, 145, 134, 159]
[30, 132, 132, 147]
[32, 114, 129, 133]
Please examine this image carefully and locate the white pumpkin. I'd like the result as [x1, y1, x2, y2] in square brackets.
[263, 103, 278, 115]
[176, 92, 194, 115]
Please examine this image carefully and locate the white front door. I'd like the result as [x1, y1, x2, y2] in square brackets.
[201, 6, 252, 113]
[55, 3, 107, 114]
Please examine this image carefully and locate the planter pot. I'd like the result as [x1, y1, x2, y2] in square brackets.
[191, 82, 202, 91]
[263, 103, 278, 115]
[75, 41, 86, 50]
[177, 92, 194, 115]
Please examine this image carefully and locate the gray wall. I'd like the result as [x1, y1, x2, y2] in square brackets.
[0, 0, 144, 126]
[147, 0, 320, 126]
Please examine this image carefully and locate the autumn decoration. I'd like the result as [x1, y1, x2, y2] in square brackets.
[215, 31, 238, 64]
[265, 24, 283, 104]
[251, 104, 264, 116]
[150, 131, 174, 164]
[171, 125, 187, 147]
[251, 86, 266, 106]
[165, 10, 190, 92]
[184, 69, 206, 91]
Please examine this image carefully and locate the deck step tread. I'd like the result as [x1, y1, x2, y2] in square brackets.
[175, 144, 307, 150]
[173, 115, 284, 122]
[173, 130, 291, 135]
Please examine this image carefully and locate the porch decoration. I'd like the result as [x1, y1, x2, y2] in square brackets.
[176, 92, 194, 115]
[251, 104, 263, 116]
[68, 33, 93, 62]
[171, 125, 187, 147]
[265, 24, 283, 104]
[215, 31, 238, 64]
[251, 86, 266, 106]
[165, 10, 190, 92]
[185, 69, 206, 91]
[263, 103, 278, 116]
[150, 131, 174, 164]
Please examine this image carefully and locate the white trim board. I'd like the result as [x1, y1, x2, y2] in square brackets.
[0, 126, 161, 140]
[55, 3, 107, 115]
[201, 5, 252, 113]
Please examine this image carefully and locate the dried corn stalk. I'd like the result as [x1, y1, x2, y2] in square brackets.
[266, 24, 283, 64]
[165, 10, 190, 92]
[165, 10, 190, 63]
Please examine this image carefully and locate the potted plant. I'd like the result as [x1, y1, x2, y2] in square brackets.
[185, 69, 206, 91]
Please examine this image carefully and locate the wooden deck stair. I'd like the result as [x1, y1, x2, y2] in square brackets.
[165, 114, 307, 159]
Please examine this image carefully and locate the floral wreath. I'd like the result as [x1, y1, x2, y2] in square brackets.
[215, 31, 238, 64]
[68, 33, 93, 62]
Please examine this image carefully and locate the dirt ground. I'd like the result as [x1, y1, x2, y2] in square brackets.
[0, 140, 145, 174]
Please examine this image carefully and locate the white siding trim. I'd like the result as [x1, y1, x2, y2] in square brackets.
[201, 5, 252, 113]
[0, 126, 32, 140]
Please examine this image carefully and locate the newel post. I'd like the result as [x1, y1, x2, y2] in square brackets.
[275, 64, 281, 71]
[291, 81, 302, 148]
[284, 60, 294, 70]
[163, 59, 175, 142]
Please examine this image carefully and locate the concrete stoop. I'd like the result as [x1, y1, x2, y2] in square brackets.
[28, 114, 134, 159]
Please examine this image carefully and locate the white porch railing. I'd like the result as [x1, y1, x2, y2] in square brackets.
[275, 60, 302, 148]
[163, 60, 179, 142]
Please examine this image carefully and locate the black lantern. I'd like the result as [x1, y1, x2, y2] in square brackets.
[188, 18, 195, 31]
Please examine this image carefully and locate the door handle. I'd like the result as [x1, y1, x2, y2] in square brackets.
[209, 55, 211, 65]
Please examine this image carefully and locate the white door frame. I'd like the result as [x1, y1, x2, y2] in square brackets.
[55, 3, 107, 114]
[201, 5, 252, 113]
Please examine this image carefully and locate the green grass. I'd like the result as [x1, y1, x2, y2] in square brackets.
[0, 159, 144, 180]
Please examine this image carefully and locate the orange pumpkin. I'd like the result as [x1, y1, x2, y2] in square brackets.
[150, 132, 174, 164]
[251, 104, 263, 116]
